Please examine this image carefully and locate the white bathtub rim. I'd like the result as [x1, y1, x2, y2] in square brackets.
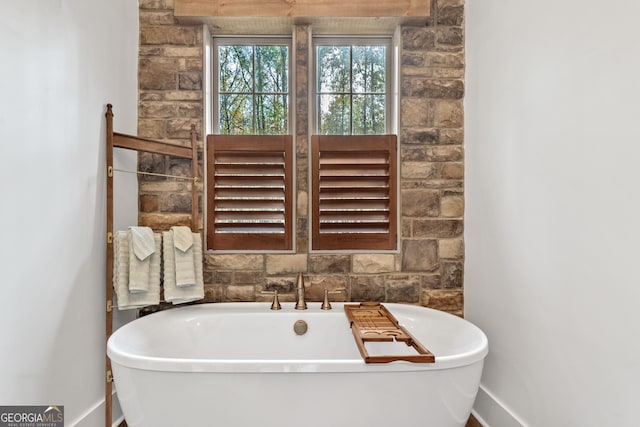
[107, 302, 488, 373]
[108, 349, 488, 373]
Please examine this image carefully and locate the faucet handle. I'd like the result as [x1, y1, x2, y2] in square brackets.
[261, 290, 282, 310]
[321, 288, 347, 310]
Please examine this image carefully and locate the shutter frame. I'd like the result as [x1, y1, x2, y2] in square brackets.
[311, 135, 397, 250]
[207, 135, 293, 250]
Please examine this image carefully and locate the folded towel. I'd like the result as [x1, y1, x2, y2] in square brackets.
[171, 226, 196, 287]
[163, 231, 204, 305]
[113, 231, 161, 310]
[127, 227, 156, 293]
[129, 226, 156, 260]
[171, 226, 194, 252]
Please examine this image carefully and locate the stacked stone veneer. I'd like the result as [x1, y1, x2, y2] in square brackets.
[137, 0, 204, 234]
[137, 0, 465, 316]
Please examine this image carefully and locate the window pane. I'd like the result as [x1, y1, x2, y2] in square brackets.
[216, 39, 290, 135]
[314, 40, 389, 135]
[255, 95, 288, 135]
[352, 95, 385, 135]
[352, 46, 386, 93]
[218, 45, 253, 93]
[319, 94, 350, 135]
[317, 46, 350, 93]
[219, 94, 253, 134]
[255, 45, 289, 93]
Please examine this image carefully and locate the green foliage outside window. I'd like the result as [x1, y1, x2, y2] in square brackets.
[218, 44, 289, 135]
[216, 40, 386, 136]
[317, 44, 387, 135]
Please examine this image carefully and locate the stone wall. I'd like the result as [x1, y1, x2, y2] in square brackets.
[137, 0, 204, 232]
[399, 0, 465, 314]
[136, 0, 465, 316]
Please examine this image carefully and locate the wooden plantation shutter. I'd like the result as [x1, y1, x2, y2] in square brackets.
[311, 135, 397, 250]
[207, 135, 293, 250]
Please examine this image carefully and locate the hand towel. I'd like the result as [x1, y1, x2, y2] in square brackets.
[171, 226, 197, 287]
[129, 226, 156, 260]
[172, 225, 194, 252]
[163, 231, 204, 304]
[127, 227, 156, 293]
[113, 231, 161, 310]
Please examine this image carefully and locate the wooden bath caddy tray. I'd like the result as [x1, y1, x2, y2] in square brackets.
[344, 303, 435, 364]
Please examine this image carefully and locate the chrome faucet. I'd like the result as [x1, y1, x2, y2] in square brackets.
[295, 272, 307, 310]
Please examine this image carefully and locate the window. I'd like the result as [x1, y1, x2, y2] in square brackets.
[214, 38, 290, 135]
[207, 35, 397, 252]
[208, 38, 293, 251]
[314, 37, 392, 135]
[312, 37, 397, 251]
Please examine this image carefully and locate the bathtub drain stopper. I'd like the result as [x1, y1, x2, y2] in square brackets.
[293, 320, 308, 335]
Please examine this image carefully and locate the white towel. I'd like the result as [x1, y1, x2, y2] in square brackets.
[171, 226, 196, 287]
[127, 227, 156, 293]
[163, 231, 204, 304]
[129, 226, 156, 259]
[113, 231, 161, 310]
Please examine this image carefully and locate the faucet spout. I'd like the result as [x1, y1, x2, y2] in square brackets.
[295, 272, 307, 310]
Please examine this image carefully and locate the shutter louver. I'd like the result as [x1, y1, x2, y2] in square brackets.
[312, 135, 397, 250]
[207, 135, 293, 250]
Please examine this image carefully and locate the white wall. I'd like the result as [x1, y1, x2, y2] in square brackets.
[0, 1, 138, 425]
[465, 0, 640, 425]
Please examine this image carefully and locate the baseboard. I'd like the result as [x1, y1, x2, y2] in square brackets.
[470, 410, 489, 427]
[472, 385, 528, 427]
[66, 390, 124, 427]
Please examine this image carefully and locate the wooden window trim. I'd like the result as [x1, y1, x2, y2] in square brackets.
[311, 135, 397, 251]
[207, 135, 293, 251]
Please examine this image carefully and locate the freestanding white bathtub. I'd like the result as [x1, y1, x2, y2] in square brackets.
[107, 302, 488, 427]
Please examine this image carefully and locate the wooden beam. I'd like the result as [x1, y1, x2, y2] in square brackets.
[174, 0, 430, 18]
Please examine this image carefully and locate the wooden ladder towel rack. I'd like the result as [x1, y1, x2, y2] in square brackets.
[105, 104, 199, 427]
